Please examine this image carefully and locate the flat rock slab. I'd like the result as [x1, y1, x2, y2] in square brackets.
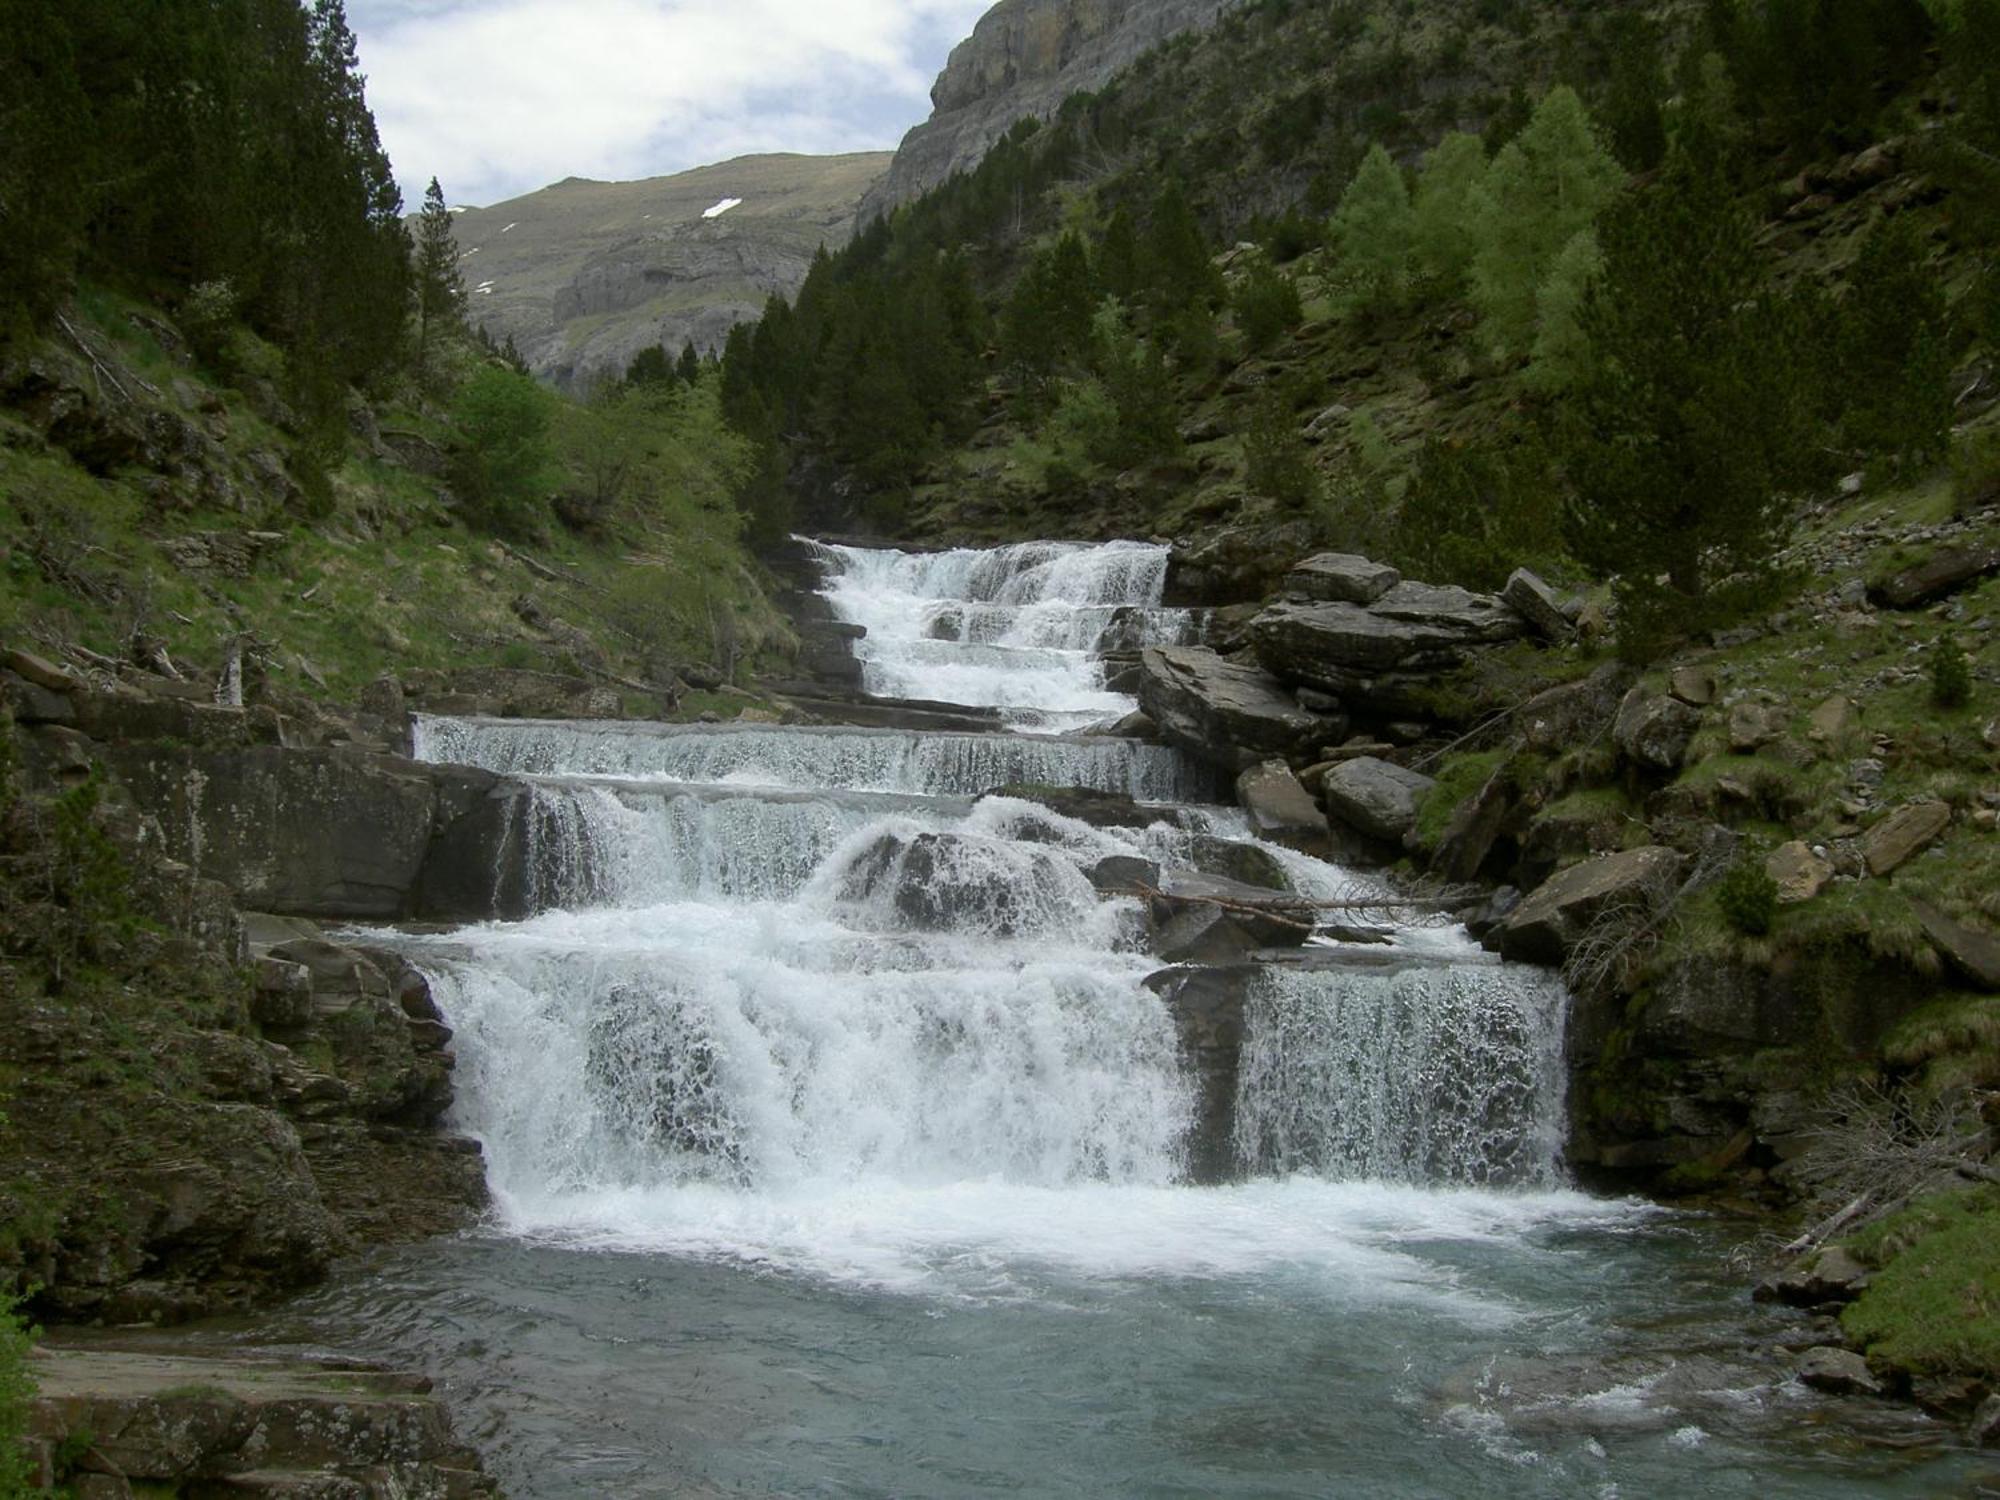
[1137, 645, 1329, 768]
[1236, 759, 1328, 852]
[1868, 544, 2000, 609]
[1861, 800, 1951, 877]
[1501, 568, 1573, 641]
[1909, 897, 2000, 991]
[27, 1346, 495, 1494]
[1285, 552, 1401, 605]
[1499, 846, 1686, 965]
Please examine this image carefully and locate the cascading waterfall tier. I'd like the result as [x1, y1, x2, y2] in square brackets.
[413, 714, 1211, 802]
[1233, 961, 1569, 1188]
[807, 538, 1199, 731]
[387, 536, 1573, 1245]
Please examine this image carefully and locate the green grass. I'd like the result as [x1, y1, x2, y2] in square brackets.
[1411, 746, 1508, 847]
[1842, 1186, 2000, 1381]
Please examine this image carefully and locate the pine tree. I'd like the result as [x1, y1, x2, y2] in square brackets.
[1560, 145, 1807, 657]
[1525, 229, 1602, 394]
[1836, 213, 1954, 468]
[677, 340, 702, 385]
[1409, 133, 1488, 296]
[1470, 86, 1624, 357]
[1097, 206, 1143, 302]
[1602, 12, 1668, 171]
[416, 177, 465, 367]
[1328, 144, 1414, 310]
[1146, 181, 1223, 316]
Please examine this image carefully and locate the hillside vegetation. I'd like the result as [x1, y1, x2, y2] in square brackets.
[1, 1, 794, 712]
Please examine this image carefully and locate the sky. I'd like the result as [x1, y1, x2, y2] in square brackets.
[347, 0, 997, 209]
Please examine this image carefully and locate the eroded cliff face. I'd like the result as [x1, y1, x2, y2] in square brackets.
[452, 152, 890, 390]
[857, 0, 1243, 228]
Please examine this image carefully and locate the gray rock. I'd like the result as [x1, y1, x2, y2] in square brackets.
[1861, 801, 1951, 876]
[1613, 687, 1701, 772]
[1755, 1245, 1870, 1306]
[1727, 700, 1787, 753]
[1149, 868, 1312, 949]
[1669, 667, 1718, 707]
[1320, 756, 1437, 843]
[1908, 897, 2000, 991]
[1501, 568, 1572, 641]
[1087, 854, 1161, 895]
[1868, 544, 2000, 609]
[1137, 646, 1327, 768]
[1235, 759, 1328, 852]
[1285, 552, 1401, 606]
[1796, 1346, 1883, 1397]
[1971, 1393, 2000, 1447]
[1766, 841, 1833, 903]
[1250, 598, 1506, 692]
[1156, 904, 1279, 964]
[1499, 846, 1686, 965]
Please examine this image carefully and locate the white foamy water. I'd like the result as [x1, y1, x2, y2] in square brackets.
[809, 538, 1198, 731]
[383, 537, 1584, 1286]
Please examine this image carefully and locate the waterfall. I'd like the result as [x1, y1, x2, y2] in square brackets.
[807, 538, 1198, 731]
[1233, 962, 1569, 1188]
[387, 537, 1572, 1251]
[412, 715, 1213, 802]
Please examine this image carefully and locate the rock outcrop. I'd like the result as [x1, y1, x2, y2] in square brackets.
[1137, 645, 1333, 768]
[25, 1347, 498, 1497]
[1249, 581, 1527, 723]
[859, 0, 1243, 227]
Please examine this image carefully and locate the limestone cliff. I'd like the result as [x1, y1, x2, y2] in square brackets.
[857, 0, 1243, 228]
[452, 152, 890, 390]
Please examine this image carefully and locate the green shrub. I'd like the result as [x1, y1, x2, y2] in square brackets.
[1243, 392, 1319, 507]
[1716, 856, 1778, 936]
[1951, 425, 2000, 516]
[1231, 260, 1304, 353]
[1931, 630, 1972, 710]
[0, 1292, 36, 1497]
[450, 365, 559, 540]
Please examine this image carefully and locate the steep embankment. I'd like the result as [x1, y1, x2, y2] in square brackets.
[455, 152, 890, 389]
[856, 0, 1243, 227]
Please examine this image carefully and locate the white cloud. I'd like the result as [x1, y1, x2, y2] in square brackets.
[349, 0, 992, 207]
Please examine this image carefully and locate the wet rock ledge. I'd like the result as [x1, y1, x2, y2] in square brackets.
[24, 1344, 497, 1498]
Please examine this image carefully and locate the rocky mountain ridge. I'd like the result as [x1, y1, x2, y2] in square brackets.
[451, 152, 890, 389]
[855, 0, 1244, 228]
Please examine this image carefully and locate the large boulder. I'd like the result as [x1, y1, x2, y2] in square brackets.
[1235, 759, 1328, 853]
[1137, 646, 1330, 769]
[1868, 544, 2000, 609]
[1284, 553, 1401, 606]
[1498, 846, 1686, 965]
[1320, 756, 1436, 843]
[1613, 687, 1701, 772]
